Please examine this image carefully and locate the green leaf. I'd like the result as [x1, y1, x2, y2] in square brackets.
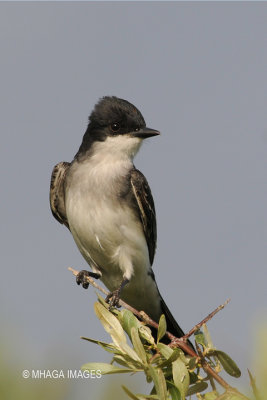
[172, 358, 189, 400]
[113, 354, 140, 369]
[187, 381, 209, 396]
[81, 336, 116, 350]
[131, 327, 147, 364]
[202, 323, 214, 349]
[157, 348, 182, 368]
[139, 325, 155, 345]
[148, 365, 168, 400]
[189, 371, 198, 384]
[113, 355, 132, 368]
[157, 314, 167, 343]
[81, 362, 134, 375]
[98, 342, 123, 355]
[96, 293, 110, 308]
[156, 367, 168, 400]
[81, 336, 125, 355]
[194, 329, 206, 347]
[118, 341, 143, 364]
[94, 302, 127, 346]
[157, 343, 174, 359]
[188, 357, 197, 371]
[209, 350, 241, 378]
[168, 383, 181, 400]
[118, 309, 141, 339]
[86, 337, 138, 361]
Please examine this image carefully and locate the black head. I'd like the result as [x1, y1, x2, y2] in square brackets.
[75, 96, 159, 158]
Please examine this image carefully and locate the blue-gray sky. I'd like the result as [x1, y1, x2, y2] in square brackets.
[1, 2, 266, 399]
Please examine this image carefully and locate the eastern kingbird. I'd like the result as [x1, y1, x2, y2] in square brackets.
[50, 96, 192, 348]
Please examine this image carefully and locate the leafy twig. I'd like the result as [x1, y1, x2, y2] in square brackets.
[68, 266, 249, 398]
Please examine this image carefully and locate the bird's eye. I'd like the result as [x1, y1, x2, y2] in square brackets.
[111, 122, 120, 132]
[134, 127, 140, 132]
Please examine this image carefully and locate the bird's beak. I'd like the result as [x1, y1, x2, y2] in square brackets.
[131, 127, 160, 139]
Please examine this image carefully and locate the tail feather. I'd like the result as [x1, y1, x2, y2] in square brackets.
[159, 293, 195, 351]
[142, 270, 195, 352]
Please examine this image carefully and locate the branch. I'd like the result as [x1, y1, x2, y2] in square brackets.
[183, 298, 230, 340]
[68, 267, 188, 348]
[68, 267, 248, 397]
[68, 267, 142, 315]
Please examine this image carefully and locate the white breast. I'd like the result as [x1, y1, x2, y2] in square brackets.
[65, 136, 151, 292]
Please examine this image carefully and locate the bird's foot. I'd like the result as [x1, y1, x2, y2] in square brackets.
[105, 278, 129, 309]
[76, 270, 101, 289]
[105, 289, 121, 309]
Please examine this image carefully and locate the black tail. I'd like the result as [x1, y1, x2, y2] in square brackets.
[157, 293, 195, 352]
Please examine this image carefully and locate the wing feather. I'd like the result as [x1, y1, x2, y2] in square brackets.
[130, 168, 157, 265]
[49, 161, 70, 228]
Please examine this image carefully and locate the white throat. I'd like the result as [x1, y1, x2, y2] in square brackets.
[91, 135, 142, 164]
[69, 134, 143, 195]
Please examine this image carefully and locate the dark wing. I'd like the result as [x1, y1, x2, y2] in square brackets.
[49, 161, 70, 228]
[130, 168, 157, 265]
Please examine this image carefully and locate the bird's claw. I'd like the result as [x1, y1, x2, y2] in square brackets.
[76, 270, 90, 289]
[105, 290, 121, 309]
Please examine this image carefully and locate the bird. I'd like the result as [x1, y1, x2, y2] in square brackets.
[50, 96, 193, 349]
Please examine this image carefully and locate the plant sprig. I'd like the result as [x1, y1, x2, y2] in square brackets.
[68, 267, 253, 400]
